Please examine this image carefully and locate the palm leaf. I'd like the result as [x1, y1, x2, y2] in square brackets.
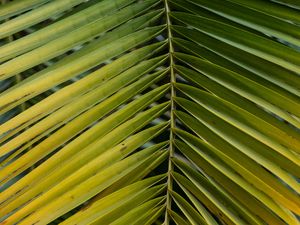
[0, 0, 299, 224]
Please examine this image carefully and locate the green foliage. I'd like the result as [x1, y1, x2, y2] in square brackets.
[0, 0, 299, 224]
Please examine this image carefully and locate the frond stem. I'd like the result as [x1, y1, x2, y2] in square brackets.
[163, 0, 176, 224]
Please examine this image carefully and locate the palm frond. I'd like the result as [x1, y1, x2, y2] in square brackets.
[0, 0, 299, 224]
